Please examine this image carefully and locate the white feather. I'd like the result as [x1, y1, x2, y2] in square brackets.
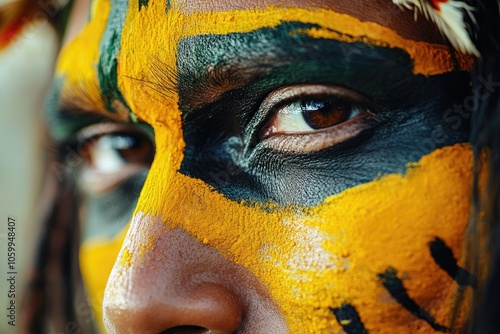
[393, 0, 479, 56]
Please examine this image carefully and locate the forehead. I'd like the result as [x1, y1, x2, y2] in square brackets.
[66, 0, 444, 44]
[59, 0, 463, 123]
[177, 0, 444, 43]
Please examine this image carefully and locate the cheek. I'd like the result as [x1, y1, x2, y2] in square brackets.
[128, 142, 473, 333]
[269, 143, 474, 332]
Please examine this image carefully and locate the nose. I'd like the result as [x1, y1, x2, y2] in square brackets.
[103, 215, 286, 334]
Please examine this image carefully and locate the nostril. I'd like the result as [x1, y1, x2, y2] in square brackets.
[160, 325, 211, 334]
[103, 229, 252, 334]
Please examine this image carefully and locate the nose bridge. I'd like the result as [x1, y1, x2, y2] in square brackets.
[101, 112, 292, 332]
[103, 215, 235, 331]
[102, 212, 288, 333]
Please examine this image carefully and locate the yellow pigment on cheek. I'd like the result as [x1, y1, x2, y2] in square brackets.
[79, 224, 129, 333]
[130, 143, 473, 333]
[301, 145, 474, 332]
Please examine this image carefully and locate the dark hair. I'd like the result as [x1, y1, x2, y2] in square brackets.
[21, 166, 96, 333]
[466, 0, 500, 333]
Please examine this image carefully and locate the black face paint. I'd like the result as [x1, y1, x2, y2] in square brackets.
[378, 267, 449, 332]
[174, 22, 471, 206]
[330, 303, 368, 334]
[139, 0, 148, 10]
[429, 237, 478, 288]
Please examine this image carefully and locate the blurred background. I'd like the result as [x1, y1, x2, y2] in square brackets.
[0, 1, 59, 332]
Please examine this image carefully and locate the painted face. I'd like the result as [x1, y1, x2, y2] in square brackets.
[50, 0, 477, 332]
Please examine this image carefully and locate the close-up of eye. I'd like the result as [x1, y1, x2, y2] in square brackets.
[74, 123, 155, 194]
[258, 85, 375, 153]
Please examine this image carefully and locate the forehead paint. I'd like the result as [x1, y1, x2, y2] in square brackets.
[302, 26, 473, 76]
[57, 0, 473, 116]
[56, 0, 110, 114]
[97, 0, 134, 115]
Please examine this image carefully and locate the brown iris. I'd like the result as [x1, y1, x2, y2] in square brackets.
[80, 132, 154, 168]
[109, 133, 154, 163]
[301, 99, 352, 130]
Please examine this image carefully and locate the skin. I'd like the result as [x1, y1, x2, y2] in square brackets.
[51, 0, 477, 333]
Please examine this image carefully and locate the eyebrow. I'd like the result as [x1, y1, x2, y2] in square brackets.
[46, 78, 132, 142]
[174, 21, 459, 116]
[178, 6, 473, 76]
[51, 18, 470, 134]
[175, 57, 276, 111]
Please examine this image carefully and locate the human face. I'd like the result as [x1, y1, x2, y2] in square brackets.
[51, 0, 476, 332]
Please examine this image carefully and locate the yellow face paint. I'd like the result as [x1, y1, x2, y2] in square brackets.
[56, 0, 109, 115]
[114, 2, 474, 331]
[121, 140, 473, 333]
[79, 225, 128, 333]
[55, 0, 476, 331]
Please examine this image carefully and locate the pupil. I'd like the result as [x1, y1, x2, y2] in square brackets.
[300, 99, 351, 129]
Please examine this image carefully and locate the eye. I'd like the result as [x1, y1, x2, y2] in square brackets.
[258, 85, 375, 153]
[82, 133, 153, 173]
[74, 123, 155, 194]
[262, 98, 364, 136]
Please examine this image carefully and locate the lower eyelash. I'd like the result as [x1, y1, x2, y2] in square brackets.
[259, 113, 375, 153]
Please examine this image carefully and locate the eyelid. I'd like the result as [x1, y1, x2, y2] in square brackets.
[245, 84, 376, 155]
[259, 113, 374, 153]
[258, 85, 369, 115]
[249, 85, 374, 137]
[76, 122, 149, 143]
[69, 122, 155, 195]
